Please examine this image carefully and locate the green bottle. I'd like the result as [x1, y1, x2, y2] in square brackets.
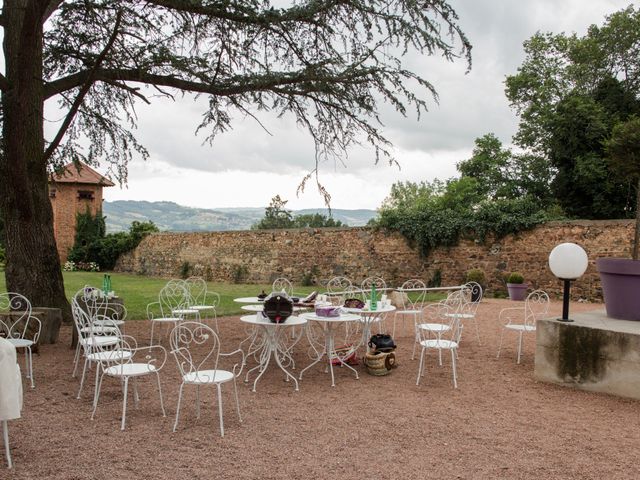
[371, 284, 377, 311]
[102, 274, 109, 295]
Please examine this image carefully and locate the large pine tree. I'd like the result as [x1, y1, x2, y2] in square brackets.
[0, 0, 470, 325]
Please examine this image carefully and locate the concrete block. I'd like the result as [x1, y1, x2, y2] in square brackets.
[535, 309, 640, 400]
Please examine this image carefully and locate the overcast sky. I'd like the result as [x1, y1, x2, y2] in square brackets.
[101, 0, 631, 211]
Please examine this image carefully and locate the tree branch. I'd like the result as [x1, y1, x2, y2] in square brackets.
[142, 0, 346, 26]
[42, 0, 64, 22]
[42, 10, 123, 163]
[45, 63, 377, 99]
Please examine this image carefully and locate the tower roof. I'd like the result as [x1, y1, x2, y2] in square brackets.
[50, 162, 115, 187]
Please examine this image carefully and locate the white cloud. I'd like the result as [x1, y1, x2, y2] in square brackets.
[102, 0, 631, 210]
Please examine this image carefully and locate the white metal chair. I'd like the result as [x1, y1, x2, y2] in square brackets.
[415, 303, 461, 388]
[71, 294, 132, 401]
[444, 283, 483, 345]
[393, 279, 427, 337]
[325, 276, 353, 305]
[92, 329, 167, 430]
[147, 280, 197, 345]
[170, 321, 244, 436]
[0, 293, 41, 389]
[71, 286, 126, 377]
[412, 302, 451, 363]
[461, 282, 483, 343]
[497, 289, 550, 364]
[184, 277, 221, 331]
[272, 277, 293, 296]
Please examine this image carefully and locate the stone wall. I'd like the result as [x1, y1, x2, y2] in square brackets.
[115, 220, 636, 301]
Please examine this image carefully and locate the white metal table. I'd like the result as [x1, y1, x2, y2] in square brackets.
[0, 337, 22, 469]
[343, 304, 396, 351]
[240, 314, 307, 392]
[240, 304, 306, 313]
[299, 312, 362, 387]
[233, 297, 265, 304]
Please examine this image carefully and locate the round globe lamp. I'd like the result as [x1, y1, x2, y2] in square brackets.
[548, 243, 589, 322]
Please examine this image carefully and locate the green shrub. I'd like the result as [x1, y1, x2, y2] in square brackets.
[466, 268, 486, 285]
[180, 261, 192, 279]
[428, 269, 442, 288]
[506, 272, 525, 284]
[301, 265, 320, 286]
[68, 213, 158, 270]
[232, 265, 249, 284]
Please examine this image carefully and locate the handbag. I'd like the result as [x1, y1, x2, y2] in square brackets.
[368, 334, 396, 353]
[263, 292, 293, 323]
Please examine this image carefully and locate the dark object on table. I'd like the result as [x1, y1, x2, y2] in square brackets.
[257, 290, 268, 300]
[344, 298, 365, 309]
[263, 292, 293, 323]
[291, 297, 300, 303]
[368, 334, 396, 353]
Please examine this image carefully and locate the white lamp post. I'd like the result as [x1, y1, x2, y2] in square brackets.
[548, 243, 589, 322]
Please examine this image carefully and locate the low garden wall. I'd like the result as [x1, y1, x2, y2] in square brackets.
[114, 220, 636, 301]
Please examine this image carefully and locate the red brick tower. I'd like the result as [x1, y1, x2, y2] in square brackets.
[48, 162, 115, 262]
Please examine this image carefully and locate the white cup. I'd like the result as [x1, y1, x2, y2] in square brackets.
[364, 299, 371, 309]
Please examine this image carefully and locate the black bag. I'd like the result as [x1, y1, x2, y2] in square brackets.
[263, 292, 294, 323]
[368, 334, 396, 353]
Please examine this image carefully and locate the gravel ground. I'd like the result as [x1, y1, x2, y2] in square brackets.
[4, 298, 639, 480]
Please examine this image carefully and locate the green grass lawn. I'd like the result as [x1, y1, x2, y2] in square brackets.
[0, 271, 317, 320]
[0, 270, 446, 320]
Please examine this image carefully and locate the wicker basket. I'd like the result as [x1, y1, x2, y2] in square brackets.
[364, 351, 396, 376]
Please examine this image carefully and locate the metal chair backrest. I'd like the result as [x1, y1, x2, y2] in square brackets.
[524, 290, 550, 327]
[159, 280, 189, 317]
[170, 321, 223, 382]
[419, 302, 461, 343]
[464, 282, 483, 304]
[398, 279, 427, 312]
[361, 276, 386, 295]
[0, 292, 39, 343]
[443, 288, 468, 312]
[272, 278, 293, 296]
[184, 277, 207, 306]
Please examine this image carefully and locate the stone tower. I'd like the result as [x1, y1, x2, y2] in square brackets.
[48, 162, 115, 262]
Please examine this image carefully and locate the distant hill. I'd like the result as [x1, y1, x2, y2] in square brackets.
[103, 200, 377, 232]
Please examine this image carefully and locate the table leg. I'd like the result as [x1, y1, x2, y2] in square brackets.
[246, 326, 300, 392]
[299, 323, 327, 380]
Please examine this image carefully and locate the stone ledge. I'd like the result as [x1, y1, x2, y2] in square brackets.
[535, 310, 640, 401]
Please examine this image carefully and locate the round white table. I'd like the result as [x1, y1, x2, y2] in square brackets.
[234, 297, 265, 304]
[343, 304, 396, 351]
[241, 304, 307, 312]
[240, 314, 307, 392]
[0, 337, 22, 469]
[298, 312, 362, 387]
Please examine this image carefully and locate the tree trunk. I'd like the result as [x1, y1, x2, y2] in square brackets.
[0, 1, 71, 336]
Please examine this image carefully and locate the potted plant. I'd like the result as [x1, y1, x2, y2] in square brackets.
[465, 268, 486, 302]
[597, 117, 640, 320]
[506, 272, 527, 301]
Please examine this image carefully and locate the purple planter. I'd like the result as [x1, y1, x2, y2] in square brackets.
[507, 283, 528, 301]
[596, 258, 640, 321]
